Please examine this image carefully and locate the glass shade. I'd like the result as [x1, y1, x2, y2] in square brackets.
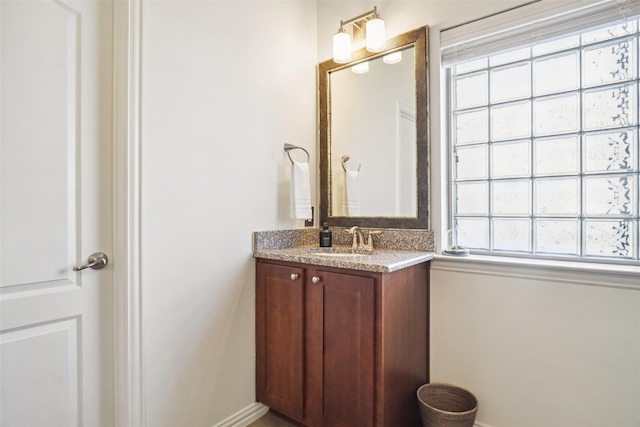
[366, 17, 385, 52]
[383, 51, 402, 64]
[333, 30, 352, 64]
[351, 62, 369, 74]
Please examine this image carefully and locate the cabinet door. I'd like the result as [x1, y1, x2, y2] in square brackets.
[256, 262, 305, 420]
[307, 269, 375, 427]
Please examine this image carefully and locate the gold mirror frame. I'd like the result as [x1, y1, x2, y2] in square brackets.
[319, 26, 429, 229]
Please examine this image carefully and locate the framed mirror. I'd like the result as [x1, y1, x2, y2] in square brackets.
[319, 26, 429, 229]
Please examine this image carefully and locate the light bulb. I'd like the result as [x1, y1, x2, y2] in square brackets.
[366, 16, 385, 52]
[383, 51, 402, 64]
[333, 29, 352, 64]
[351, 62, 369, 74]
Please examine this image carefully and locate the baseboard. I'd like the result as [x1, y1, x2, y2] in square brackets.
[211, 402, 487, 427]
[212, 402, 269, 427]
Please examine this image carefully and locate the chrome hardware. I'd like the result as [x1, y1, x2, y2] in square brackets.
[291, 273, 299, 280]
[284, 143, 310, 164]
[349, 226, 365, 249]
[366, 230, 382, 251]
[341, 155, 361, 172]
[73, 252, 109, 271]
[312, 276, 321, 284]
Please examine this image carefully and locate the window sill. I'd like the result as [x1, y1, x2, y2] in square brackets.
[431, 253, 640, 290]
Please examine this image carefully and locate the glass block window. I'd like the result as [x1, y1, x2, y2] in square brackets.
[451, 20, 640, 262]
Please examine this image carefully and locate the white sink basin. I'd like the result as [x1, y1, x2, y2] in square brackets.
[312, 252, 369, 257]
[307, 247, 372, 257]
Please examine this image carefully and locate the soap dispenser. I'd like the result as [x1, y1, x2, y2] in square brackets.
[319, 222, 332, 247]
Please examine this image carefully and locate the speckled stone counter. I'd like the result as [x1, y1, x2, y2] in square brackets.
[253, 228, 435, 273]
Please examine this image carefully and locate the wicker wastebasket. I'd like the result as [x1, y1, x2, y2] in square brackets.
[417, 383, 478, 427]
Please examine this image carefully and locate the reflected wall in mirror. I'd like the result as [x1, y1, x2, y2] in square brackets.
[331, 47, 416, 217]
[319, 26, 429, 229]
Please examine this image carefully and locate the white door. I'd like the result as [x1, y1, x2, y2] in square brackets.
[1, 0, 114, 425]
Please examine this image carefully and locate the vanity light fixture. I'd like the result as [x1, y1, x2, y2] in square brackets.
[333, 27, 352, 64]
[365, 8, 385, 53]
[332, 6, 386, 64]
[383, 51, 402, 64]
[351, 62, 369, 74]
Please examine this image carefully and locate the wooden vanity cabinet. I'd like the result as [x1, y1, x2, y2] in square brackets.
[256, 261, 305, 420]
[256, 259, 429, 427]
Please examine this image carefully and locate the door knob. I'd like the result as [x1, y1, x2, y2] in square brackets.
[73, 252, 109, 271]
[291, 273, 299, 280]
[312, 276, 321, 284]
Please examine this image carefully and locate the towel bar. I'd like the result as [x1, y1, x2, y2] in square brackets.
[284, 143, 310, 163]
[341, 155, 361, 172]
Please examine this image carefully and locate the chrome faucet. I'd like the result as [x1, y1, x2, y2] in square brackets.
[349, 226, 365, 249]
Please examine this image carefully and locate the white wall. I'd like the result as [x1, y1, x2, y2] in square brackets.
[137, 1, 640, 425]
[431, 260, 640, 427]
[141, 1, 317, 425]
[316, 1, 640, 426]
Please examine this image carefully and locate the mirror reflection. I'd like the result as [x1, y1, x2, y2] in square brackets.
[319, 26, 429, 229]
[330, 47, 416, 217]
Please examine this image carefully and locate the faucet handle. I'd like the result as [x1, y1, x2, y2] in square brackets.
[366, 230, 382, 251]
[348, 226, 360, 249]
[351, 232, 359, 249]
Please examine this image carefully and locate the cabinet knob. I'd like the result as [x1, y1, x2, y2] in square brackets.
[312, 276, 321, 284]
[290, 273, 299, 280]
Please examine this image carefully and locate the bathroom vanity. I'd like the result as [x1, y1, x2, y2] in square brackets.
[257, 23, 434, 426]
[253, 229, 434, 427]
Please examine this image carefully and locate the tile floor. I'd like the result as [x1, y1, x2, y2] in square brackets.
[248, 410, 298, 427]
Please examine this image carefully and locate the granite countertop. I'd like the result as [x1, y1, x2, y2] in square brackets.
[253, 228, 436, 273]
[254, 245, 434, 273]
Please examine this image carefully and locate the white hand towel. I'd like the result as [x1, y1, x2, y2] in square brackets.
[344, 169, 360, 216]
[290, 160, 312, 220]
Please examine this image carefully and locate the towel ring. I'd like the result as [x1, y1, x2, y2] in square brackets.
[284, 143, 310, 163]
[341, 155, 361, 172]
